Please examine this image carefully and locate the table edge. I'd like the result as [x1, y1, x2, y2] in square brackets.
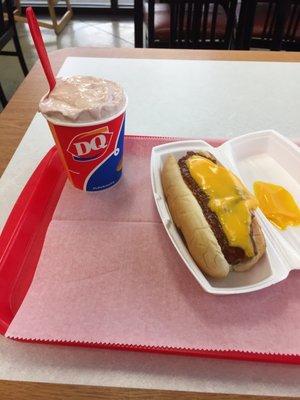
[47, 47, 300, 62]
[0, 380, 295, 400]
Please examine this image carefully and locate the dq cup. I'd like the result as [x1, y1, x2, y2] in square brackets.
[41, 95, 128, 192]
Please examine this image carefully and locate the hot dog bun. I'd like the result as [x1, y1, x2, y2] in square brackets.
[161, 154, 266, 279]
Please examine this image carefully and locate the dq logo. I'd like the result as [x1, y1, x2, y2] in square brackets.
[67, 126, 113, 161]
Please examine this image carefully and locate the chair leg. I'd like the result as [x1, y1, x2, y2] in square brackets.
[12, 33, 28, 76]
[5, 0, 28, 75]
[271, 0, 291, 51]
[242, 0, 257, 50]
[134, 0, 144, 47]
[0, 83, 8, 108]
[235, 0, 248, 49]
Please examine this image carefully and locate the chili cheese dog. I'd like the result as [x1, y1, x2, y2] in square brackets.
[161, 151, 266, 279]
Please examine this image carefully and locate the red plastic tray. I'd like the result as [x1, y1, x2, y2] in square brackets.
[0, 137, 299, 365]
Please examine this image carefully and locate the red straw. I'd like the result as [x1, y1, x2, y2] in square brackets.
[26, 7, 56, 91]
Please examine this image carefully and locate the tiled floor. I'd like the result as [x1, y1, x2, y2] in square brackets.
[0, 13, 134, 107]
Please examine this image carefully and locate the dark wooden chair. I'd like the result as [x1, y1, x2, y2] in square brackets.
[0, 0, 28, 108]
[235, 0, 299, 51]
[141, 0, 237, 49]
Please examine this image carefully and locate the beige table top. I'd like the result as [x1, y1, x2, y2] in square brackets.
[0, 48, 300, 400]
[1, 47, 300, 176]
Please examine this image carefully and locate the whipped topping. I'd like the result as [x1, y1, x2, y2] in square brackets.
[39, 76, 126, 123]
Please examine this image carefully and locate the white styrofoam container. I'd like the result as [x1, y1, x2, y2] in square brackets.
[151, 130, 300, 295]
